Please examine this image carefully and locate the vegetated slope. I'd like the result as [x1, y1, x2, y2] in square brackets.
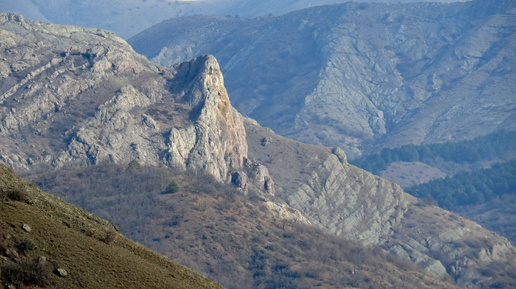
[26, 164, 459, 289]
[455, 195, 516, 247]
[407, 160, 516, 210]
[0, 0, 465, 39]
[129, 0, 516, 159]
[0, 163, 222, 289]
[2, 11, 516, 288]
[350, 131, 516, 242]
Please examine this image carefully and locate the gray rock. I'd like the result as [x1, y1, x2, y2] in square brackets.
[0, 12, 273, 194]
[22, 223, 31, 232]
[56, 268, 68, 277]
[245, 118, 516, 287]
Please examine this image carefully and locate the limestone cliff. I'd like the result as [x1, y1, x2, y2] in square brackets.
[0, 12, 264, 189]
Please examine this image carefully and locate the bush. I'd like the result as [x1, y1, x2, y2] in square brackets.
[16, 239, 36, 254]
[1, 186, 27, 202]
[127, 159, 141, 170]
[101, 230, 117, 244]
[2, 257, 51, 287]
[163, 181, 180, 194]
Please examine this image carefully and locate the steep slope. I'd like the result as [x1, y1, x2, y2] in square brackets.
[130, 0, 516, 159]
[26, 164, 459, 289]
[0, 163, 222, 289]
[244, 118, 516, 287]
[0, 12, 271, 191]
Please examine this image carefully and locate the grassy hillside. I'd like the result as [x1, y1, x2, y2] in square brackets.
[0, 163, 222, 289]
[25, 164, 458, 289]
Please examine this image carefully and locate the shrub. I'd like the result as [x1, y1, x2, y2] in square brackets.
[101, 231, 117, 244]
[163, 181, 180, 194]
[126, 159, 142, 170]
[2, 257, 51, 287]
[16, 239, 36, 255]
[1, 186, 27, 202]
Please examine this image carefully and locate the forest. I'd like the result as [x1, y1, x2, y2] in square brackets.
[406, 160, 516, 210]
[351, 130, 516, 175]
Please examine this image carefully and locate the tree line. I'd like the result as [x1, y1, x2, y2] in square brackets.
[405, 160, 516, 210]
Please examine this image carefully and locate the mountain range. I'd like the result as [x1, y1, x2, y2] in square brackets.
[0, 0, 474, 39]
[1, 11, 516, 288]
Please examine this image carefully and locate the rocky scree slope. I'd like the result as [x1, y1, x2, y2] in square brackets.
[0, 12, 272, 193]
[0, 12, 515, 288]
[0, 163, 223, 289]
[130, 0, 516, 158]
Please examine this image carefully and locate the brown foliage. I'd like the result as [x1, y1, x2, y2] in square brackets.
[27, 164, 457, 289]
[2, 257, 51, 287]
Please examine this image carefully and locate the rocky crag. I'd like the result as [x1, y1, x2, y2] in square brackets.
[1, 12, 515, 288]
[0, 12, 272, 193]
[129, 0, 516, 159]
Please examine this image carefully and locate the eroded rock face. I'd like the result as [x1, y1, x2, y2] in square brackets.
[0, 13, 268, 191]
[245, 118, 516, 287]
[287, 147, 408, 245]
[2, 11, 515, 289]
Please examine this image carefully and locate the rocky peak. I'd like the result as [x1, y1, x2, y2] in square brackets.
[130, 1, 516, 158]
[162, 55, 249, 182]
[0, 13, 270, 192]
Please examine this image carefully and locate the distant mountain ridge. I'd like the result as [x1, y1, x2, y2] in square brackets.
[0, 0, 471, 38]
[129, 0, 516, 159]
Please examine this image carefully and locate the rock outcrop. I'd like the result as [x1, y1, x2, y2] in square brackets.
[245, 118, 516, 287]
[0, 12, 268, 190]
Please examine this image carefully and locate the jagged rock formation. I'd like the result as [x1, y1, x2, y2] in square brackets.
[245, 118, 516, 286]
[129, 0, 516, 158]
[0, 12, 268, 190]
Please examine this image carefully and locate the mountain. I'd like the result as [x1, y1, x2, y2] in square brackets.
[129, 0, 516, 159]
[0, 163, 222, 289]
[0, 0, 473, 39]
[1, 12, 516, 288]
[0, 12, 273, 193]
